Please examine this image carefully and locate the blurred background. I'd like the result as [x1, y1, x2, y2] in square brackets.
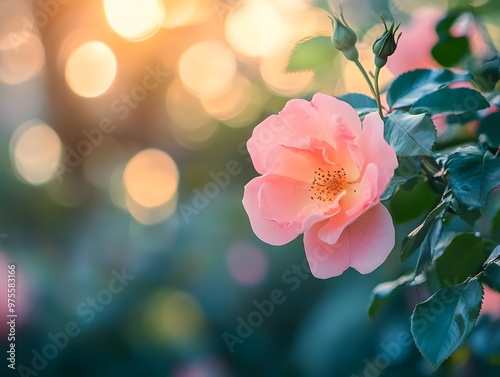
[0, 0, 500, 376]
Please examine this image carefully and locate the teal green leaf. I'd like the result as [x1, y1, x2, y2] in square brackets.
[446, 146, 500, 209]
[401, 198, 451, 261]
[387, 69, 472, 108]
[338, 93, 378, 116]
[286, 36, 337, 73]
[493, 210, 500, 240]
[410, 278, 483, 368]
[477, 111, 500, 148]
[484, 245, 500, 267]
[432, 36, 469, 68]
[435, 233, 485, 285]
[484, 260, 500, 291]
[390, 181, 438, 224]
[367, 273, 414, 319]
[446, 112, 480, 126]
[450, 197, 481, 226]
[384, 112, 437, 157]
[415, 218, 443, 275]
[409, 88, 489, 115]
[432, 12, 470, 68]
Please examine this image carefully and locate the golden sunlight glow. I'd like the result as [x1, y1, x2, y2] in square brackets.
[201, 74, 264, 128]
[10, 121, 62, 185]
[166, 81, 219, 149]
[0, 1, 34, 51]
[0, 34, 45, 85]
[166, 79, 212, 130]
[65, 41, 117, 98]
[178, 40, 237, 100]
[104, 0, 165, 42]
[225, 0, 289, 57]
[163, 0, 212, 28]
[171, 120, 219, 150]
[124, 149, 179, 208]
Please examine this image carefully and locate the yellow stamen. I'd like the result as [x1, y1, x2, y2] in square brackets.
[309, 167, 352, 202]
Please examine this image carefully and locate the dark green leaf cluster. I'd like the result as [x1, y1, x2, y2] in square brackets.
[366, 67, 500, 369]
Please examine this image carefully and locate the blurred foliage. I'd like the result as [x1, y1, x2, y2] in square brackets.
[0, 0, 499, 376]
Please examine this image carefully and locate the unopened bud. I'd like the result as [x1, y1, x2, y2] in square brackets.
[373, 17, 401, 68]
[331, 9, 358, 61]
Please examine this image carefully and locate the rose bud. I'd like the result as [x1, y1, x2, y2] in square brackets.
[373, 17, 402, 68]
[331, 10, 359, 61]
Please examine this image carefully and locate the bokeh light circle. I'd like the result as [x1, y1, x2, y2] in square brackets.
[10, 121, 62, 185]
[65, 41, 117, 98]
[0, 34, 45, 85]
[143, 290, 204, 342]
[124, 149, 179, 208]
[227, 241, 268, 286]
[225, 0, 289, 57]
[178, 40, 237, 100]
[104, 0, 165, 42]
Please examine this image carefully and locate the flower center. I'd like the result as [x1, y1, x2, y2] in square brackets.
[309, 167, 351, 202]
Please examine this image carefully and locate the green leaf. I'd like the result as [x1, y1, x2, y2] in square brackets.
[435, 233, 485, 285]
[337, 93, 378, 117]
[431, 12, 471, 68]
[410, 88, 490, 115]
[432, 231, 460, 260]
[432, 36, 470, 68]
[446, 146, 500, 209]
[387, 69, 472, 108]
[493, 210, 500, 240]
[410, 278, 483, 368]
[390, 181, 438, 223]
[484, 245, 500, 267]
[401, 197, 451, 261]
[367, 273, 414, 319]
[477, 111, 500, 148]
[450, 197, 481, 226]
[286, 36, 337, 73]
[446, 112, 481, 126]
[484, 260, 500, 291]
[384, 112, 437, 157]
[380, 157, 421, 201]
[415, 218, 444, 275]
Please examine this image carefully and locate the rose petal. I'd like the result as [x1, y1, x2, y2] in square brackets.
[304, 203, 394, 278]
[347, 203, 395, 274]
[303, 220, 351, 279]
[242, 178, 300, 245]
[359, 113, 398, 196]
[259, 175, 310, 225]
[247, 93, 362, 174]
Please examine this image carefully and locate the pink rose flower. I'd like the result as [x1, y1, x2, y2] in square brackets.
[242, 93, 398, 278]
